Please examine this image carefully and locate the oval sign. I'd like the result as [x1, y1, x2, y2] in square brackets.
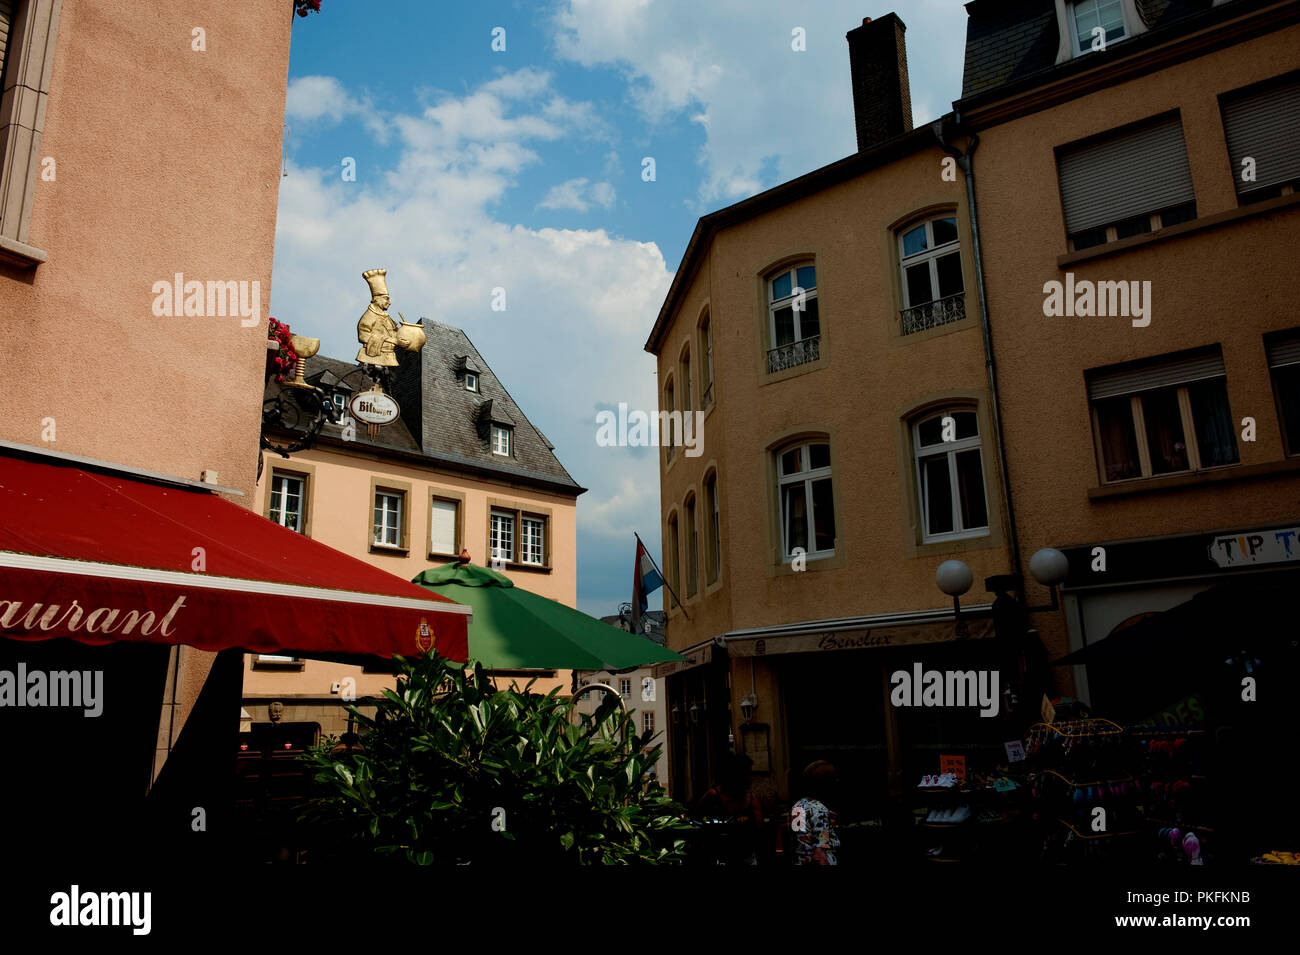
[349, 390, 400, 425]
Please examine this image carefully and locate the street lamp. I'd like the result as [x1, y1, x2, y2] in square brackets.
[937, 559, 974, 637]
[1028, 547, 1069, 611]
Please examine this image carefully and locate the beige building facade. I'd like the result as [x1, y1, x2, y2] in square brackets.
[247, 323, 583, 738]
[647, 16, 1018, 814]
[956, 0, 1300, 709]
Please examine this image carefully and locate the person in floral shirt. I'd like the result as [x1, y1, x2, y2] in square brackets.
[791, 760, 841, 865]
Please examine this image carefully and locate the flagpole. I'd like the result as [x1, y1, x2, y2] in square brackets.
[635, 531, 690, 621]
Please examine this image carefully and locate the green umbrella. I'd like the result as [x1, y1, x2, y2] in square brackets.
[411, 562, 684, 670]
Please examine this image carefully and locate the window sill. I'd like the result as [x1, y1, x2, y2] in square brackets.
[0, 235, 47, 270]
[496, 561, 552, 574]
[1058, 191, 1300, 268]
[369, 543, 410, 555]
[250, 659, 306, 671]
[768, 547, 845, 577]
[427, 551, 464, 563]
[762, 355, 826, 387]
[1087, 458, 1300, 500]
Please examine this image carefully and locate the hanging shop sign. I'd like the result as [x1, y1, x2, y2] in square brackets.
[1207, 526, 1300, 568]
[348, 388, 400, 426]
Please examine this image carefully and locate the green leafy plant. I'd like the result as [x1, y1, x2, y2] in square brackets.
[298, 653, 691, 864]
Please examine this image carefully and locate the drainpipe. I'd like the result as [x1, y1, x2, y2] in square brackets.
[934, 115, 1025, 594]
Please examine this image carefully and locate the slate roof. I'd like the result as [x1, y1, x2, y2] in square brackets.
[959, 0, 1267, 102]
[265, 323, 583, 496]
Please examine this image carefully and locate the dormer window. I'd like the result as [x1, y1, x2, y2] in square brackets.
[492, 424, 511, 456]
[465, 372, 479, 392]
[1055, 0, 1144, 62]
[1070, 0, 1125, 53]
[331, 392, 349, 421]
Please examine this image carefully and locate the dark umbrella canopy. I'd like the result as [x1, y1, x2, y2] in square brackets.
[411, 562, 684, 671]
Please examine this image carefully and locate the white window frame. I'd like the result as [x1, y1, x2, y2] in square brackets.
[912, 411, 990, 544]
[520, 516, 545, 566]
[269, 474, 305, 533]
[1091, 383, 1235, 483]
[619, 678, 632, 697]
[1056, 0, 1145, 63]
[465, 372, 479, 392]
[373, 491, 404, 548]
[490, 509, 515, 564]
[643, 710, 655, 733]
[777, 441, 835, 562]
[430, 497, 460, 556]
[331, 392, 349, 422]
[767, 263, 819, 348]
[491, 424, 511, 456]
[899, 217, 963, 309]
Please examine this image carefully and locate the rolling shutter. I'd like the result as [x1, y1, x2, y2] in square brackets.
[1222, 74, 1300, 195]
[1058, 114, 1195, 234]
[430, 499, 457, 554]
[0, 1, 12, 81]
[1266, 330, 1300, 369]
[1087, 349, 1226, 400]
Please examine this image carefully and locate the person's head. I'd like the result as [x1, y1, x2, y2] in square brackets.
[800, 760, 837, 804]
[718, 753, 753, 798]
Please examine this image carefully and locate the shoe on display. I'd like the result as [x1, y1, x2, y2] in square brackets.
[950, 805, 971, 824]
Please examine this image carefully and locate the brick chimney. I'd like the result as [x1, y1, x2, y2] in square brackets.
[846, 14, 912, 152]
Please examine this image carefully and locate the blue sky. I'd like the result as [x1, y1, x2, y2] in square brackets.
[269, 0, 970, 616]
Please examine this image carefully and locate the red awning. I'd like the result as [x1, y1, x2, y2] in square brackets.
[0, 449, 469, 660]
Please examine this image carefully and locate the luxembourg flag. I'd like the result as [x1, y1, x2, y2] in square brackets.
[632, 536, 665, 631]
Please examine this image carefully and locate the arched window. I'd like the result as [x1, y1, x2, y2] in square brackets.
[898, 216, 965, 335]
[699, 312, 714, 409]
[666, 514, 681, 608]
[775, 440, 835, 560]
[704, 470, 721, 585]
[663, 375, 676, 462]
[684, 492, 699, 598]
[912, 408, 989, 542]
[766, 262, 819, 373]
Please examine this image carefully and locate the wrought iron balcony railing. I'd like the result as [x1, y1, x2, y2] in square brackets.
[900, 293, 966, 336]
[767, 335, 820, 374]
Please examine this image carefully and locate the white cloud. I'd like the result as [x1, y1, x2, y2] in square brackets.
[285, 75, 390, 143]
[551, 0, 967, 206]
[271, 70, 670, 611]
[537, 177, 617, 212]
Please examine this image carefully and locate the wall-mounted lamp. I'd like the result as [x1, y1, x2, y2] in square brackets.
[1028, 548, 1069, 611]
[936, 559, 974, 635]
[688, 701, 701, 725]
[740, 692, 758, 721]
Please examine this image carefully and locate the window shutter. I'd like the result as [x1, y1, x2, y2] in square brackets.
[1266, 330, 1300, 369]
[0, 1, 11, 76]
[1222, 75, 1300, 195]
[1087, 349, 1226, 400]
[1058, 114, 1195, 234]
[430, 499, 457, 554]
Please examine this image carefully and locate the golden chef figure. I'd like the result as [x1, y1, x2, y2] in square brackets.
[357, 268, 401, 367]
[356, 268, 426, 367]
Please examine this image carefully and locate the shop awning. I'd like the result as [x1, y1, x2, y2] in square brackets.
[0, 448, 470, 660]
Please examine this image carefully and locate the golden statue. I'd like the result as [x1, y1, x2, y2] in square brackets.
[356, 268, 426, 367]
